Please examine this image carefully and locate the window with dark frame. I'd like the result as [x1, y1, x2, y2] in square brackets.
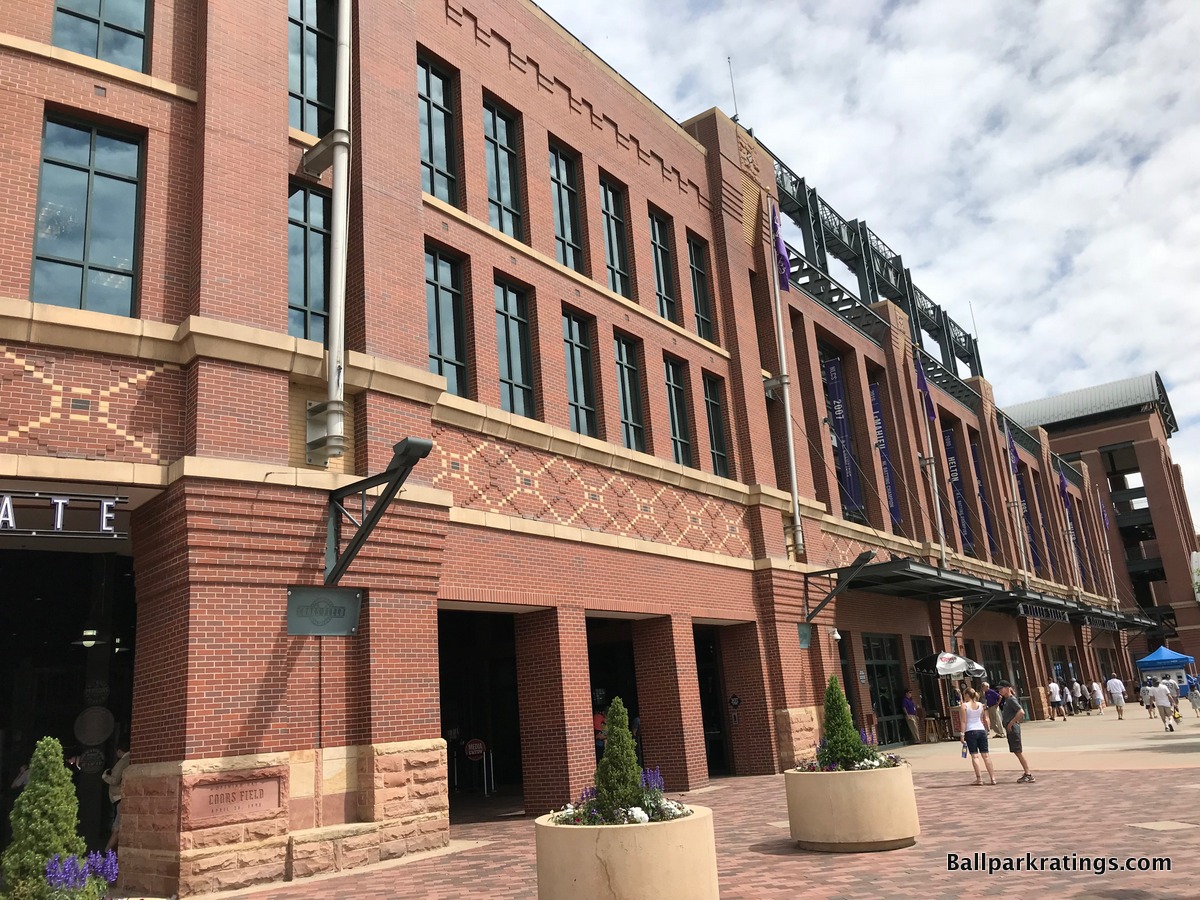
[615, 334, 645, 453]
[484, 101, 522, 238]
[32, 119, 141, 317]
[600, 177, 630, 297]
[688, 236, 714, 341]
[418, 57, 457, 204]
[649, 212, 676, 321]
[563, 311, 597, 437]
[703, 374, 730, 478]
[495, 280, 534, 418]
[288, 184, 331, 345]
[288, 0, 335, 136]
[664, 356, 692, 467]
[818, 343, 867, 525]
[53, 0, 147, 73]
[426, 248, 467, 397]
[549, 144, 583, 272]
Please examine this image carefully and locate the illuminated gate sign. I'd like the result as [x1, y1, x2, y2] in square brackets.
[0, 491, 126, 538]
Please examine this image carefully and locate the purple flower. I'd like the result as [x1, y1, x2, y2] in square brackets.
[640, 767, 665, 792]
[45, 853, 87, 890]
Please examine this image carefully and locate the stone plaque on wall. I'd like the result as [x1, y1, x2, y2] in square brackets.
[189, 778, 281, 823]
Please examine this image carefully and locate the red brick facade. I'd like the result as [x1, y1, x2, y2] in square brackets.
[0, 0, 1157, 895]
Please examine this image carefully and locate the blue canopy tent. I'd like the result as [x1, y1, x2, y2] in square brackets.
[1135, 646, 1195, 669]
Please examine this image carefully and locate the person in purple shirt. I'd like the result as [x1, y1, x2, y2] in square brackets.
[982, 681, 1005, 738]
[902, 688, 921, 744]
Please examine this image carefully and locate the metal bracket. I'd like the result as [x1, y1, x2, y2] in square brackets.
[803, 550, 876, 623]
[325, 437, 433, 585]
[307, 400, 346, 467]
[300, 127, 351, 178]
[951, 591, 1002, 636]
[763, 373, 788, 401]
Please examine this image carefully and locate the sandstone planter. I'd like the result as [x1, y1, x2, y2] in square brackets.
[534, 805, 718, 900]
[785, 764, 919, 852]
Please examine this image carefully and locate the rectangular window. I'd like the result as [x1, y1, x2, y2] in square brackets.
[484, 101, 522, 238]
[288, 0, 335, 136]
[426, 249, 467, 396]
[32, 119, 140, 317]
[818, 344, 866, 524]
[665, 357, 692, 467]
[600, 177, 630, 297]
[688, 236, 714, 341]
[649, 212, 676, 321]
[615, 335, 645, 452]
[54, 0, 147, 72]
[549, 144, 583, 272]
[288, 184, 331, 344]
[418, 58, 457, 204]
[495, 281, 534, 418]
[563, 311, 597, 437]
[703, 374, 730, 478]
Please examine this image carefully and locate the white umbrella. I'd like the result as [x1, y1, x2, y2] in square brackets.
[913, 652, 987, 678]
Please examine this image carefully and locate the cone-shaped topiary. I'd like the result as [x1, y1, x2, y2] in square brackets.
[815, 676, 875, 771]
[594, 697, 642, 817]
[2, 736, 86, 900]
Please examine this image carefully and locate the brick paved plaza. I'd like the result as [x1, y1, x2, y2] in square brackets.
[187, 713, 1200, 899]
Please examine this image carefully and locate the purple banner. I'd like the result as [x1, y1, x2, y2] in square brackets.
[1017, 471, 1044, 573]
[969, 439, 999, 557]
[822, 356, 864, 515]
[942, 426, 974, 554]
[771, 204, 791, 292]
[869, 383, 901, 527]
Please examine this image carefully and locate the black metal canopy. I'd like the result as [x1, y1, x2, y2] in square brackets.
[827, 558, 1005, 602]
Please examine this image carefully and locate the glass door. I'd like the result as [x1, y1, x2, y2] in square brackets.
[1008, 641, 1032, 719]
[862, 634, 906, 746]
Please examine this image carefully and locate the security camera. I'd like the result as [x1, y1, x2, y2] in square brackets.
[831, 628, 842, 642]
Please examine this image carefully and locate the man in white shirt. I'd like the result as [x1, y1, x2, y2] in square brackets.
[1162, 676, 1180, 710]
[1071, 678, 1085, 714]
[1105, 673, 1126, 720]
[1046, 680, 1066, 721]
[1151, 679, 1175, 732]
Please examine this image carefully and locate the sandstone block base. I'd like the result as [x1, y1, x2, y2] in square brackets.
[785, 765, 919, 852]
[534, 805, 718, 900]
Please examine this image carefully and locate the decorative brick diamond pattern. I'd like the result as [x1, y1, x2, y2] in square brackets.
[0, 343, 184, 462]
[432, 426, 752, 558]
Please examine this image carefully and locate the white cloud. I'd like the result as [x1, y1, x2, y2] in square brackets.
[536, 0, 1200, 523]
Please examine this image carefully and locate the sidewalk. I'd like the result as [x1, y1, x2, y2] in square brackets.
[198, 714, 1200, 899]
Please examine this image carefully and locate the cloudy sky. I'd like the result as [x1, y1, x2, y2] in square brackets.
[536, 0, 1200, 520]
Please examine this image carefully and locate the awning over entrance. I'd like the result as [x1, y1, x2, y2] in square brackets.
[827, 558, 1005, 602]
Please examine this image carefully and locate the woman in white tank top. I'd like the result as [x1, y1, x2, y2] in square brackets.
[960, 688, 996, 785]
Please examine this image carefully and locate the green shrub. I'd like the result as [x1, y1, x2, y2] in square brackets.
[2, 737, 85, 900]
[594, 697, 642, 818]
[815, 676, 875, 771]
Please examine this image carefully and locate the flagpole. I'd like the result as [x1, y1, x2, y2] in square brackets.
[915, 354, 947, 569]
[1003, 422, 1030, 590]
[767, 199, 805, 559]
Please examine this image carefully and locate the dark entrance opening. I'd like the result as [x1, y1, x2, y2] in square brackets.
[861, 633, 906, 746]
[692, 625, 729, 777]
[586, 618, 639, 763]
[0, 550, 135, 851]
[437, 609, 522, 821]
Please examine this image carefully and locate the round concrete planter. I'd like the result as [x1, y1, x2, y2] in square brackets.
[534, 805, 719, 899]
[785, 764, 920, 852]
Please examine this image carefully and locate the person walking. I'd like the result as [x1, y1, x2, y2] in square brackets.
[1162, 675, 1180, 711]
[902, 688, 922, 744]
[1106, 673, 1126, 720]
[1047, 680, 1066, 721]
[102, 743, 130, 852]
[982, 681, 1004, 738]
[1188, 675, 1200, 718]
[1071, 678, 1085, 715]
[959, 688, 996, 785]
[996, 680, 1035, 783]
[1141, 679, 1155, 718]
[1151, 678, 1175, 732]
[1090, 678, 1105, 715]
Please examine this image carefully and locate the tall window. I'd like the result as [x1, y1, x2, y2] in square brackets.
[703, 375, 730, 478]
[418, 58, 457, 204]
[495, 281, 534, 418]
[426, 249, 467, 396]
[53, 0, 146, 72]
[563, 311, 596, 437]
[818, 344, 866, 524]
[615, 335, 645, 452]
[549, 145, 583, 272]
[664, 357, 692, 467]
[288, 0, 335, 136]
[688, 236, 714, 341]
[32, 120, 140, 316]
[288, 184, 330, 344]
[600, 177, 630, 297]
[649, 212, 675, 321]
[483, 102, 522, 238]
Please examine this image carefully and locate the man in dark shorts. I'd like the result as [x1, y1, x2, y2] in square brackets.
[997, 680, 1035, 783]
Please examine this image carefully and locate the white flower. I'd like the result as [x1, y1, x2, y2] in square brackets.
[628, 806, 649, 824]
